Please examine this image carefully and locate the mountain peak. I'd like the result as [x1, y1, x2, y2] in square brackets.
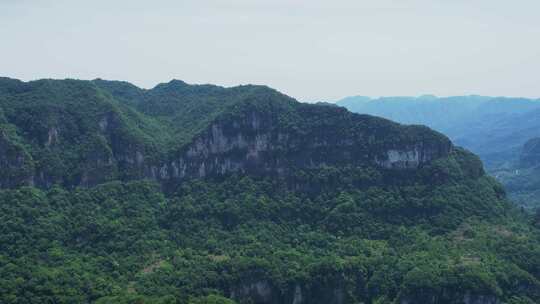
[168, 78, 189, 86]
[151, 79, 190, 91]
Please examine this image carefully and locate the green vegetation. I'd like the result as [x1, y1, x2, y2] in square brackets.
[0, 78, 539, 303]
[495, 168, 540, 211]
[0, 176, 539, 303]
[0, 77, 451, 190]
[492, 138, 540, 211]
[336, 95, 540, 211]
[335, 95, 540, 169]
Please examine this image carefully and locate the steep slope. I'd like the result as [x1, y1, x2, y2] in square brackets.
[0, 78, 539, 304]
[494, 137, 540, 210]
[520, 137, 540, 169]
[0, 78, 171, 187]
[336, 95, 540, 169]
[336, 95, 540, 211]
[0, 78, 455, 190]
[94, 79, 280, 147]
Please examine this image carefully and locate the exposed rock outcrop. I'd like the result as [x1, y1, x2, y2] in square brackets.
[399, 292, 500, 304]
[150, 110, 452, 185]
[375, 145, 444, 169]
[229, 280, 347, 304]
[230, 280, 275, 303]
[0, 130, 34, 188]
[0, 107, 453, 189]
[0, 78, 456, 190]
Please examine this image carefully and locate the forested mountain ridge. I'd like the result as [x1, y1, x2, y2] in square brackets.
[495, 138, 540, 210]
[335, 95, 540, 211]
[520, 138, 540, 168]
[0, 77, 453, 190]
[0, 78, 539, 304]
[336, 95, 540, 169]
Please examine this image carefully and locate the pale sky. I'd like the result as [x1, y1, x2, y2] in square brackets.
[1, 0, 539, 101]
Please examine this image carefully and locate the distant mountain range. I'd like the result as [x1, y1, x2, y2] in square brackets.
[335, 95, 540, 209]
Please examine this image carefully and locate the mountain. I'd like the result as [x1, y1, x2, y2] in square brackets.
[494, 138, 540, 210]
[520, 138, 540, 168]
[0, 78, 453, 190]
[336, 95, 540, 169]
[0, 78, 539, 304]
[336, 95, 540, 210]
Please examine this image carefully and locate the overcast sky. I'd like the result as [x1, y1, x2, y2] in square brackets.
[1, 0, 539, 101]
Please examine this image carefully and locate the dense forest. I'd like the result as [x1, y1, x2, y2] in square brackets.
[335, 95, 540, 211]
[0, 78, 539, 304]
[335, 95, 540, 169]
[494, 138, 540, 210]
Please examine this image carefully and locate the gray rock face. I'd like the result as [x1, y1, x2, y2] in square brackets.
[0, 108, 452, 189]
[292, 285, 303, 304]
[149, 111, 451, 184]
[231, 280, 274, 303]
[375, 145, 442, 169]
[399, 293, 501, 304]
[0, 130, 34, 188]
[46, 127, 59, 147]
[230, 281, 346, 304]
[463, 294, 500, 304]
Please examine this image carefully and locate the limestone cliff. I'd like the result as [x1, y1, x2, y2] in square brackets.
[0, 78, 464, 190]
[151, 106, 452, 184]
[0, 129, 34, 188]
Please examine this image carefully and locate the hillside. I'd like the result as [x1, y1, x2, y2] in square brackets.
[336, 95, 540, 211]
[494, 138, 540, 210]
[336, 95, 540, 169]
[0, 78, 539, 304]
[0, 78, 453, 190]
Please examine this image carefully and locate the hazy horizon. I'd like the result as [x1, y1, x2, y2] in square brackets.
[2, 0, 539, 101]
